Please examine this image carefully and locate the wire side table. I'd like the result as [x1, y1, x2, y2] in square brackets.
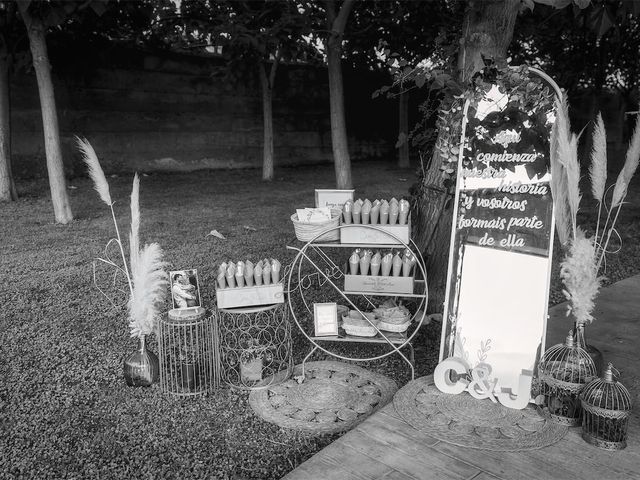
[157, 307, 221, 396]
[218, 303, 293, 390]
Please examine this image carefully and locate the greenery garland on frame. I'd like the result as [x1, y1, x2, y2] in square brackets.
[429, 61, 556, 190]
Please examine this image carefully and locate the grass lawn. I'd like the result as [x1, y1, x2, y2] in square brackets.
[1, 159, 638, 479]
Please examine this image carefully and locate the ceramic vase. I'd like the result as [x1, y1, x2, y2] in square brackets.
[123, 335, 159, 387]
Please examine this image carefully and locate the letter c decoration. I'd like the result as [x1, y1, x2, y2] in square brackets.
[434, 357, 471, 394]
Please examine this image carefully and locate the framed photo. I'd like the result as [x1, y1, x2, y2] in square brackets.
[313, 303, 339, 337]
[170, 269, 202, 310]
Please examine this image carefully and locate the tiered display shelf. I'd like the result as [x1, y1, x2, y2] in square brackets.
[286, 224, 428, 380]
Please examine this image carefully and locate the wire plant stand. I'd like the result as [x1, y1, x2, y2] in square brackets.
[218, 304, 293, 390]
[286, 224, 429, 381]
[157, 309, 221, 396]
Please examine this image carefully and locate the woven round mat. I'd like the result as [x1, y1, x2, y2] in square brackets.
[249, 361, 397, 434]
[393, 376, 567, 451]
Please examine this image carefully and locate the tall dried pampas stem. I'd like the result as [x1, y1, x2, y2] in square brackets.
[589, 113, 607, 242]
[589, 113, 608, 203]
[128, 243, 168, 339]
[77, 137, 112, 206]
[80, 138, 133, 296]
[597, 113, 640, 272]
[549, 95, 573, 247]
[129, 174, 140, 276]
[611, 113, 640, 208]
[563, 132, 581, 239]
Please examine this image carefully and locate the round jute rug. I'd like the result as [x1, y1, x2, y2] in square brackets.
[393, 376, 567, 451]
[249, 361, 397, 434]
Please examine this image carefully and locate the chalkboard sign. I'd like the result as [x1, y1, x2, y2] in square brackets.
[439, 68, 561, 397]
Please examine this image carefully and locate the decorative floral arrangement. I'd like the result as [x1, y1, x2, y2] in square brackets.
[550, 97, 640, 325]
[239, 337, 273, 363]
[80, 138, 168, 339]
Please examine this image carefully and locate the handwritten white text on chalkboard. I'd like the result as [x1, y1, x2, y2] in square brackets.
[476, 152, 539, 163]
[475, 197, 528, 211]
[496, 182, 548, 195]
[458, 215, 545, 231]
[479, 232, 525, 248]
[462, 167, 507, 179]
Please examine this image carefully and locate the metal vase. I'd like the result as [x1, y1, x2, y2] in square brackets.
[124, 335, 159, 387]
[179, 362, 200, 391]
[575, 322, 604, 376]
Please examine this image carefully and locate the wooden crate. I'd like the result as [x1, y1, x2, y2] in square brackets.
[216, 283, 284, 309]
[344, 273, 414, 295]
[340, 216, 411, 245]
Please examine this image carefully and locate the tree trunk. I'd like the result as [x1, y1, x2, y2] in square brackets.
[24, 14, 72, 223]
[327, 35, 352, 189]
[259, 63, 274, 181]
[325, 0, 355, 190]
[398, 89, 410, 168]
[0, 48, 17, 201]
[416, 0, 520, 312]
[456, 0, 520, 83]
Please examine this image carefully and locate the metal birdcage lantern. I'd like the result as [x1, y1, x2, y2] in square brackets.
[580, 363, 632, 450]
[538, 331, 598, 426]
[158, 307, 221, 396]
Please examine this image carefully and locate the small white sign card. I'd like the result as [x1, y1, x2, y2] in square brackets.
[315, 189, 355, 209]
[313, 302, 339, 336]
[296, 207, 332, 224]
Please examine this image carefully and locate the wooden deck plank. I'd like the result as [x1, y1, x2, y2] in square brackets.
[283, 458, 356, 480]
[313, 443, 396, 480]
[432, 426, 640, 480]
[362, 406, 440, 448]
[468, 472, 501, 480]
[528, 428, 640, 477]
[340, 428, 481, 480]
[380, 470, 426, 480]
[432, 440, 576, 480]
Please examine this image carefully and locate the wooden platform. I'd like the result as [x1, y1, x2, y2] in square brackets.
[283, 275, 640, 480]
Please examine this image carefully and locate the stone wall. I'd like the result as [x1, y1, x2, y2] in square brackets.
[10, 47, 397, 178]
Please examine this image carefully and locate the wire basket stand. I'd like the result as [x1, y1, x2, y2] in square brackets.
[218, 303, 293, 390]
[157, 308, 221, 396]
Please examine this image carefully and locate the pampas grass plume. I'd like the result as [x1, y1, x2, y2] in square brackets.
[129, 174, 140, 275]
[550, 95, 574, 246]
[77, 137, 112, 206]
[128, 243, 167, 339]
[589, 113, 607, 202]
[563, 132, 581, 235]
[612, 113, 640, 207]
[560, 228, 601, 324]
[554, 94, 581, 237]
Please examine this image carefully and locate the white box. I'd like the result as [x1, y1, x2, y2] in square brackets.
[216, 283, 284, 309]
[340, 216, 411, 245]
[343, 272, 414, 295]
